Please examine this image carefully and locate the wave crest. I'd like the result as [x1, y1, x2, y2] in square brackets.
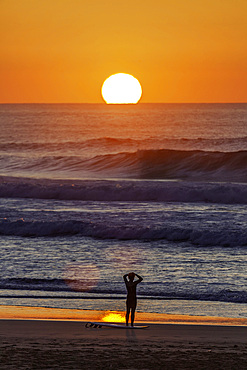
[1, 218, 247, 247]
[0, 177, 247, 204]
[1, 148, 246, 182]
[87, 149, 247, 182]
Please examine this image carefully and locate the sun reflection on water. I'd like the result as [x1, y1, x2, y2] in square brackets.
[64, 263, 100, 292]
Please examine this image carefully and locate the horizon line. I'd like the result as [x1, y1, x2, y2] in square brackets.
[0, 101, 247, 105]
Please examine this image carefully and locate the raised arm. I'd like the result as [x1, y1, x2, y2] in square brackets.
[123, 274, 128, 284]
[135, 273, 143, 284]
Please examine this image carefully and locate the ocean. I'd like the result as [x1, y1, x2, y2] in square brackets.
[0, 103, 247, 319]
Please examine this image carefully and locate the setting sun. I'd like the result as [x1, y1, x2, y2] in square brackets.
[101, 73, 142, 104]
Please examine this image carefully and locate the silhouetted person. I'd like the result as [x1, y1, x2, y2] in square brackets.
[123, 272, 143, 326]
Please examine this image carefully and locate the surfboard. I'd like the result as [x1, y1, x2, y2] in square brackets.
[85, 322, 149, 329]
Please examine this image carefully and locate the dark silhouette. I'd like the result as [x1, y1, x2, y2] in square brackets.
[123, 272, 143, 326]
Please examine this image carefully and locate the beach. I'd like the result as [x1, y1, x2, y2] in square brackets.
[1, 318, 247, 369]
[0, 306, 247, 369]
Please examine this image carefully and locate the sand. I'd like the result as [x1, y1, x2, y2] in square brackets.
[1, 306, 247, 369]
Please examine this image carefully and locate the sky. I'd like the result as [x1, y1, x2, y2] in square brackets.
[1, 0, 247, 103]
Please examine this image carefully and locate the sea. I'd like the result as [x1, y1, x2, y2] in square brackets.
[0, 103, 247, 319]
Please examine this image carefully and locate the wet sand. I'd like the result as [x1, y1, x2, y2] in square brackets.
[0, 306, 247, 369]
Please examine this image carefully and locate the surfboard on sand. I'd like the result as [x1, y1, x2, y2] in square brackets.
[85, 322, 149, 329]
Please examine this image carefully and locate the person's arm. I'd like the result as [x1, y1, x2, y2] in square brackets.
[135, 273, 143, 284]
[123, 274, 128, 284]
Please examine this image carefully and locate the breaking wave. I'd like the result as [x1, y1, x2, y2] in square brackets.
[0, 176, 247, 204]
[0, 218, 247, 247]
[1, 148, 247, 182]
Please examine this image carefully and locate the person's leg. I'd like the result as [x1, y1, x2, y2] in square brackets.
[131, 307, 136, 327]
[126, 306, 130, 326]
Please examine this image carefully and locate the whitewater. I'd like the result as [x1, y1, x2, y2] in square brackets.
[0, 103, 247, 318]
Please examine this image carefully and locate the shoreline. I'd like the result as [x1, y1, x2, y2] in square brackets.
[1, 305, 247, 326]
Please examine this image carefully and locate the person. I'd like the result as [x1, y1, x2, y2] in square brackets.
[123, 272, 143, 327]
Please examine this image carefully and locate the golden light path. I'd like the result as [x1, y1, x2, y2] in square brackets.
[1, 306, 247, 326]
[101, 73, 142, 104]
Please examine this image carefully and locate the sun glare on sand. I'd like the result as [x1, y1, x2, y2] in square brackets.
[101, 312, 125, 323]
[101, 73, 142, 104]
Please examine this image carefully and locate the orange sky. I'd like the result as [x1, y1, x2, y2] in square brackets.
[1, 0, 247, 103]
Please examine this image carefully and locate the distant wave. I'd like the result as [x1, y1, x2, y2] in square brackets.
[1, 148, 247, 182]
[1, 136, 247, 153]
[1, 217, 247, 246]
[0, 137, 139, 152]
[0, 176, 247, 204]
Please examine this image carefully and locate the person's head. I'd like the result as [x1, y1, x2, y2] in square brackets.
[128, 272, 135, 282]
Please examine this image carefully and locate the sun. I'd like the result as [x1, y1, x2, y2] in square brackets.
[101, 73, 142, 104]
